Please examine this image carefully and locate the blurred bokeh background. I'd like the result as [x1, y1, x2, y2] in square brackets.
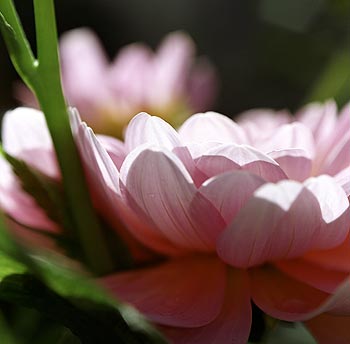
[1, 0, 350, 117]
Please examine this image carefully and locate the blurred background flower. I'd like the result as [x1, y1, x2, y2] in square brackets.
[16, 29, 217, 136]
[1, 0, 350, 121]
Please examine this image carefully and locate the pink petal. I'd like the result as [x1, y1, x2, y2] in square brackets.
[276, 258, 349, 293]
[305, 313, 350, 344]
[251, 266, 350, 321]
[187, 57, 218, 112]
[217, 180, 321, 268]
[199, 171, 265, 224]
[124, 112, 182, 152]
[2, 107, 59, 179]
[59, 28, 110, 117]
[195, 144, 287, 183]
[148, 31, 194, 107]
[237, 108, 291, 145]
[108, 43, 152, 106]
[102, 256, 226, 327]
[268, 149, 312, 181]
[0, 157, 58, 231]
[160, 268, 251, 344]
[334, 166, 350, 196]
[71, 109, 120, 197]
[71, 110, 169, 258]
[303, 236, 350, 273]
[96, 134, 126, 170]
[178, 112, 248, 145]
[259, 122, 315, 158]
[320, 130, 350, 176]
[120, 146, 226, 251]
[297, 100, 337, 146]
[305, 175, 350, 249]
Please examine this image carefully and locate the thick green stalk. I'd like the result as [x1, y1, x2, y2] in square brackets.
[0, 0, 37, 89]
[0, 0, 114, 275]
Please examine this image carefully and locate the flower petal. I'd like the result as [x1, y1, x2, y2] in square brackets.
[102, 256, 226, 327]
[0, 157, 58, 231]
[71, 109, 120, 197]
[148, 31, 195, 107]
[251, 266, 350, 322]
[124, 112, 182, 152]
[178, 112, 247, 144]
[268, 149, 312, 182]
[108, 43, 151, 106]
[276, 258, 349, 293]
[195, 144, 287, 183]
[2, 107, 59, 179]
[259, 122, 315, 158]
[303, 236, 350, 273]
[96, 134, 126, 170]
[320, 130, 350, 176]
[297, 100, 337, 146]
[120, 146, 226, 251]
[199, 171, 265, 224]
[237, 108, 291, 145]
[334, 166, 350, 197]
[305, 313, 350, 344]
[71, 110, 165, 258]
[60, 28, 110, 117]
[160, 268, 251, 344]
[217, 180, 322, 268]
[304, 175, 350, 249]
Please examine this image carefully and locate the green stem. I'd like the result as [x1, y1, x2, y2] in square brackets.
[0, 0, 37, 89]
[0, 0, 115, 275]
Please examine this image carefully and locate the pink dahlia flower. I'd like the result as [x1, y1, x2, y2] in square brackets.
[17, 29, 217, 137]
[1, 101, 350, 343]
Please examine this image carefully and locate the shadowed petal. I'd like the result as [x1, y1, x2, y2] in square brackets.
[200, 171, 265, 224]
[305, 313, 350, 344]
[96, 134, 126, 170]
[0, 157, 58, 232]
[276, 258, 348, 293]
[303, 236, 350, 273]
[268, 149, 312, 181]
[251, 266, 350, 322]
[102, 256, 226, 327]
[160, 268, 251, 344]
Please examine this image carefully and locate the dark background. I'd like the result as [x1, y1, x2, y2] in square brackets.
[1, 0, 350, 118]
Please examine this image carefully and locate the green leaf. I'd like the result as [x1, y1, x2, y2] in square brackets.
[29, 254, 166, 343]
[0, 310, 19, 344]
[0, 273, 139, 344]
[0, 251, 26, 280]
[0, 216, 167, 344]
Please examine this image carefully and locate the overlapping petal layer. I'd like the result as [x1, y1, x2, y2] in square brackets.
[1, 101, 350, 344]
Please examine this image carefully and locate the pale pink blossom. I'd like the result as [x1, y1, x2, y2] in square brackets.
[17, 29, 217, 137]
[1, 102, 350, 343]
